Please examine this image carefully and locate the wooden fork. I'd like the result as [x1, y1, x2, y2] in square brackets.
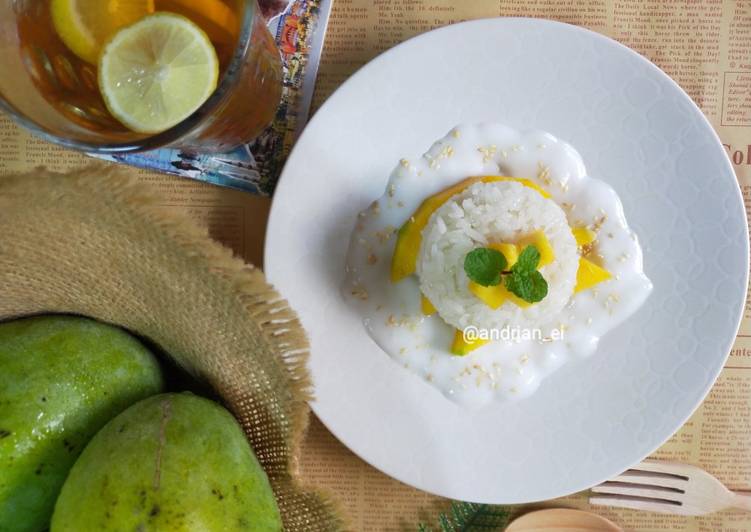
[589, 460, 751, 516]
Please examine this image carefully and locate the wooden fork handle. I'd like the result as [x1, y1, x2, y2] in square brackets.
[732, 492, 751, 512]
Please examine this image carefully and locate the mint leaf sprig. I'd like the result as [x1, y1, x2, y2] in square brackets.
[464, 245, 548, 303]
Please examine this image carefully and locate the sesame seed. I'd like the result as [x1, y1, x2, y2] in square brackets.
[537, 143, 547, 149]
[439, 145, 454, 159]
[399, 347, 406, 355]
[400, 158, 410, 168]
[451, 129, 461, 138]
[368, 253, 378, 265]
[427, 373, 434, 382]
[388, 184, 396, 197]
[397, 201, 405, 208]
[510, 387, 518, 394]
[537, 163, 552, 185]
[511, 144, 521, 152]
[519, 354, 529, 364]
[477, 145, 497, 163]
[387, 315, 397, 326]
[351, 286, 368, 300]
[586, 317, 593, 325]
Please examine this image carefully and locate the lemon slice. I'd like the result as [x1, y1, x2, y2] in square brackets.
[98, 13, 220, 134]
[51, 0, 155, 64]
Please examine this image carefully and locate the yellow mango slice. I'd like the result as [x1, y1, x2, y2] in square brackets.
[488, 242, 519, 268]
[421, 295, 436, 316]
[468, 281, 531, 309]
[450, 329, 488, 356]
[572, 226, 596, 247]
[468, 282, 505, 310]
[390, 176, 550, 282]
[575, 257, 612, 293]
[517, 230, 555, 267]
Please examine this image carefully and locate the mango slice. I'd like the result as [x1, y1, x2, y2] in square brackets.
[390, 176, 550, 282]
[517, 230, 555, 267]
[488, 242, 519, 267]
[468, 281, 531, 309]
[421, 294, 436, 316]
[575, 257, 612, 292]
[572, 226, 596, 247]
[450, 329, 488, 356]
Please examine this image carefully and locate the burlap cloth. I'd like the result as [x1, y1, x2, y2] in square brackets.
[0, 165, 344, 531]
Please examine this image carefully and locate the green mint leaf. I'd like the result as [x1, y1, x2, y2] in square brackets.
[513, 245, 541, 273]
[525, 270, 548, 302]
[504, 271, 531, 299]
[464, 247, 507, 287]
[504, 270, 548, 303]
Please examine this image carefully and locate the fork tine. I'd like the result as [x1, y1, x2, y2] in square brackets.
[592, 482, 684, 501]
[609, 471, 688, 490]
[589, 495, 684, 515]
[626, 460, 691, 479]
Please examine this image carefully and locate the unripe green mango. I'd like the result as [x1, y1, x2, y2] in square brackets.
[0, 316, 163, 532]
[51, 393, 282, 531]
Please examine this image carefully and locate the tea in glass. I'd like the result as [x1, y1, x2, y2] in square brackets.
[0, 0, 282, 153]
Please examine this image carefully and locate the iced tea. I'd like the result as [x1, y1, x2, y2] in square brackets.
[2, 0, 282, 152]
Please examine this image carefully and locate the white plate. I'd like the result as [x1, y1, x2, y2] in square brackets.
[265, 18, 748, 503]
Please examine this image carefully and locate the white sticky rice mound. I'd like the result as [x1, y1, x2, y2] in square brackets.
[417, 181, 579, 332]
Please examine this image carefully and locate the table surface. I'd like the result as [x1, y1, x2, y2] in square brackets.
[2, 1, 751, 530]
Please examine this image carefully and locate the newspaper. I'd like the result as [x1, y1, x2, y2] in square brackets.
[95, 0, 333, 195]
[1, 1, 749, 531]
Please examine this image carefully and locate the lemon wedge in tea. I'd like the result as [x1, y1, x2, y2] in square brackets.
[98, 12, 219, 134]
[51, 0, 155, 64]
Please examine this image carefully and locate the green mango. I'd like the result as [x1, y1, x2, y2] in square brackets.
[0, 316, 163, 532]
[51, 393, 282, 531]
